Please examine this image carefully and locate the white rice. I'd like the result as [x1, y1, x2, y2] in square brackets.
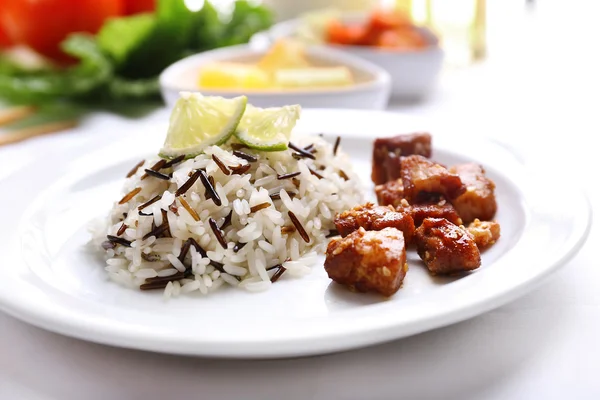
[92, 135, 363, 298]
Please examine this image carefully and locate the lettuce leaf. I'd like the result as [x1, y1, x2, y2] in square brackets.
[0, 0, 274, 105]
[0, 34, 112, 104]
[97, 13, 156, 67]
[219, 1, 273, 47]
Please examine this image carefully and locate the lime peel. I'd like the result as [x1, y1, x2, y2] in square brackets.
[159, 92, 247, 159]
[234, 104, 301, 151]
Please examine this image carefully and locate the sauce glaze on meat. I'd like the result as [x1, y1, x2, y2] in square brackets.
[325, 227, 408, 297]
[334, 202, 415, 243]
[414, 218, 481, 275]
[372, 132, 432, 185]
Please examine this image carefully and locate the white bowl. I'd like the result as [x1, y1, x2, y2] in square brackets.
[159, 44, 391, 110]
[259, 15, 445, 100]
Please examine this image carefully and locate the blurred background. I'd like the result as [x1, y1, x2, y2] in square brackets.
[0, 0, 597, 147]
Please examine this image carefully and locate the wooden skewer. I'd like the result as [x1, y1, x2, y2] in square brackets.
[0, 120, 78, 147]
[0, 106, 37, 127]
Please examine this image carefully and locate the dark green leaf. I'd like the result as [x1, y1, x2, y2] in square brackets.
[0, 34, 112, 104]
[97, 13, 157, 66]
[219, 1, 273, 47]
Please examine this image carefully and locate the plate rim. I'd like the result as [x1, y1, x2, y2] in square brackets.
[0, 109, 592, 358]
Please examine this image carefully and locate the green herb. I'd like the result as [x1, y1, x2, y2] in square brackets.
[0, 34, 112, 104]
[0, 0, 273, 106]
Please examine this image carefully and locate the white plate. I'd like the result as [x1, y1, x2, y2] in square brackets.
[0, 110, 591, 358]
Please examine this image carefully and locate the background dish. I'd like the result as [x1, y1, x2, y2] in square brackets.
[0, 109, 590, 359]
[160, 45, 391, 110]
[255, 13, 444, 100]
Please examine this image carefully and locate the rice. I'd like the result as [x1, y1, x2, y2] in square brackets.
[92, 135, 363, 298]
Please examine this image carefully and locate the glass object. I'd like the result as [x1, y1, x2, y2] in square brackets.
[397, 0, 487, 66]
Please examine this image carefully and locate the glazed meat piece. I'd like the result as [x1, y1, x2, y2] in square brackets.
[372, 132, 432, 185]
[449, 163, 497, 223]
[325, 227, 408, 296]
[334, 202, 415, 243]
[467, 219, 501, 248]
[414, 218, 481, 274]
[400, 155, 466, 203]
[397, 199, 463, 227]
[375, 179, 404, 207]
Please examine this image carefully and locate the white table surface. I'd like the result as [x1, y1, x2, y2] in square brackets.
[2, 2, 599, 399]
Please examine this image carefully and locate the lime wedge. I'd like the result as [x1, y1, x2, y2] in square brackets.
[235, 104, 301, 151]
[159, 92, 247, 158]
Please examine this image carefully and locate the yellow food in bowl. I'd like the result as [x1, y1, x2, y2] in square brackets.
[198, 62, 270, 90]
[197, 39, 355, 90]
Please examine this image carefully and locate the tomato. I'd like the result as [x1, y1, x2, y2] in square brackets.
[327, 20, 366, 46]
[0, 0, 123, 63]
[0, 22, 13, 49]
[369, 9, 412, 31]
[123, 0, 155, 15]
[376, 29, 427, 50]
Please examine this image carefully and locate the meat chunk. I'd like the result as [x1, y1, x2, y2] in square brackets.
[375, 179, 404, 207]
[414, 218, 481, 275]
[397, 200, 463, 227]
[325, 227, 408, 296]
[449, 163, 497, 223]
[334, 202, 415, 243]
[467, 219, 501, 248]
[372, 132, 432, 185]
[400, 155, 466, 203]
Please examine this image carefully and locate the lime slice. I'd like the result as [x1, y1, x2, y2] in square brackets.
[235, 104, 301, 151]
[159, 92, 247, 158]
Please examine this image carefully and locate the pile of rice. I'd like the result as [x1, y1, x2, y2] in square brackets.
[91, 135, 363, 297]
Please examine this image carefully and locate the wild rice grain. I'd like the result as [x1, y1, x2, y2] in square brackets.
[309, 168, 324, 179]
[118, 187, 141, 204]
[107, 235, 132, 247]
[233, 150, 258, 162]
[140, 281, 169, 291]
[141, 159, 167, 180]
[231, 163, 251, 175]
[333, 136, 341, 155]
[288, 211, 310, 243]
[175, 169, 202, 196]
[138, 195, 161, 211]
[199, 169, 222, 206]
[178, 238, 193, 263]
[126, 160, 145, 178]
[270, 266, 287, 283]
[288, 142, 316, 160]
[209, 218, 227, 249]
[117, 223, 127, 236]
[143, 169, 171, 181]
[281, 226, 296, 234]
[221, 210, 233, 229]
[162, 155, 185, 169]
[212, 154, 231, 175]
[250, 202, 270, 213]
[277, 171, 301, 180]
[142, 222, 169, 241]
[179, 197, 200, 221]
